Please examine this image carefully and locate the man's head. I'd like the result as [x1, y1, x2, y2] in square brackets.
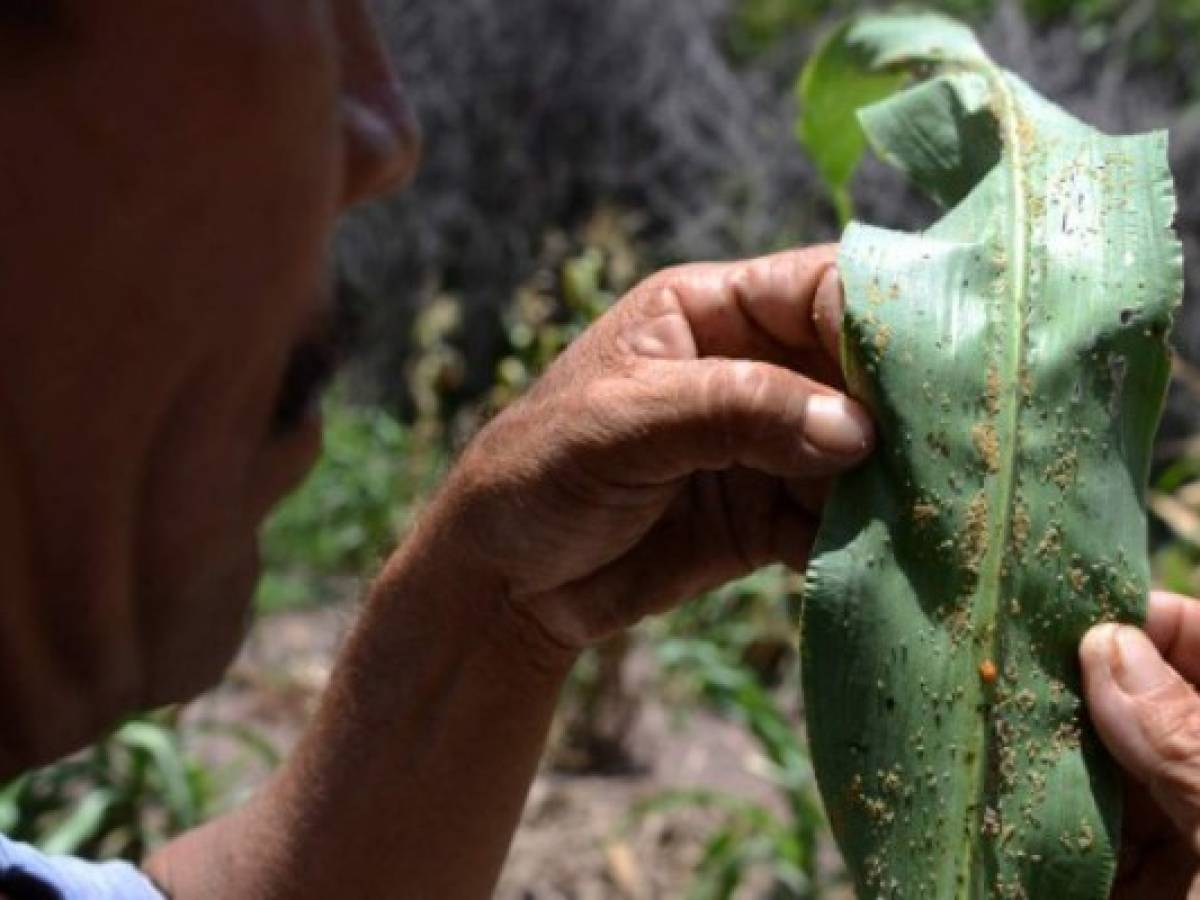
[0, 1, 418, 767]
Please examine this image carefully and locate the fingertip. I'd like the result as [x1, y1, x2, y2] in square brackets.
[1112, 625, 1178, 696]
[1082, 617, 1200, 807]
[1080, 622, 1119, 681]
[1079, 625, 1150, 774]
[804, 392, 875, 460]
[1079, 636, 1150, 784]
[1081, 621, 1119, 656]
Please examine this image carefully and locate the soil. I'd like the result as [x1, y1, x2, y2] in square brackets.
[180, 598, 852, 899]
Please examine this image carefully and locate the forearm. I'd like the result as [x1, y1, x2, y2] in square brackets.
[143, 244, 864, 898]
[146, 525, 575, 899]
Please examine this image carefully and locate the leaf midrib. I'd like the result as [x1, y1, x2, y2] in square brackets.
[954, 65, 1032, 900]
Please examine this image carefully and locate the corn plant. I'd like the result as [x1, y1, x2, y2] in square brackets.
[655, 567, 801, 686]
[0, 715, 280, 861]
[798, 12, 1182, 898]
[624, 635, 830, 899]
[0, 717, 215, 861]
[255, 393, 443, 612]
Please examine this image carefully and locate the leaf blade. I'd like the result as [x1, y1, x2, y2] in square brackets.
[801, 13, 1182, 899]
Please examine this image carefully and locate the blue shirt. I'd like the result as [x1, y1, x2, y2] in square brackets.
[0, 835, 163, 899]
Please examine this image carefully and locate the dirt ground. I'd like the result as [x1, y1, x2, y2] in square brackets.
[182, 600, 851, 899]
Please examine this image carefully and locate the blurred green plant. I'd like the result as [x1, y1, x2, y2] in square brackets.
[730, 0, 838, 58]
[255, 393, 445, 613]
[1040, 0, 1200, 68]
[401, 206, 639, 445]
[795, 18, 907, 225]
[654, 567, 801, 687]
[740, 0, 1200, 56]
[1151, 483, 1200, 595]
[1150, 362, 1200, 597]
[735, 0, 1005, 58]
[0, 714, 262, 862]
[617, 624, 832, 899]
[484, 207, 639, 416]
[790, 1, 1200, 219]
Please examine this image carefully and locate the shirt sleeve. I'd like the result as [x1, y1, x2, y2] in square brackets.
[0, 834, 165, 899]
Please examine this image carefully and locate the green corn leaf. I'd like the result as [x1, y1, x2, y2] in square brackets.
[0, 777, 27, 835]
[115, 720, 199, 829]
[800, 11, 1183, 899]
[39, 788, 118, 856]
[796, 20, 908, 224]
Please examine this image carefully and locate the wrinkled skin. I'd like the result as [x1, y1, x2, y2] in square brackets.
[1082, 593, 1200, 899]
[442, 250, 866, 652]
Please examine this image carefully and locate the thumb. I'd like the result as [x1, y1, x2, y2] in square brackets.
[1081, 623, 1200, 851]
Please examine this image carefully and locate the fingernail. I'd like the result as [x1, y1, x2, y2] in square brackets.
[1112, 626, 1172, 695]
[805, 394, 873, 457]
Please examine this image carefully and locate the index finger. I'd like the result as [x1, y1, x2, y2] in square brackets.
[1141, 589, 1200, 685]
[639, 245, 843, 365]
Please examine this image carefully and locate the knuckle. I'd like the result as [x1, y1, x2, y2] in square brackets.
[700, 367, 731, 433]
[731, 361, 775, 416]
[704, 362, 774, 444]
[632, 263, 712, 316]
[633, 275, 686, 321]
[727, 250, 814, 305]
[726, 261, 767, 308]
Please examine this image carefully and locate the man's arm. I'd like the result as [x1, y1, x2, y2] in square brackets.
[145, 510, 574, 898]
[144, 246, 872, 898]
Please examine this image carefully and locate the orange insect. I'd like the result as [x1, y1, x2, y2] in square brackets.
[979, 659, 998, 683]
